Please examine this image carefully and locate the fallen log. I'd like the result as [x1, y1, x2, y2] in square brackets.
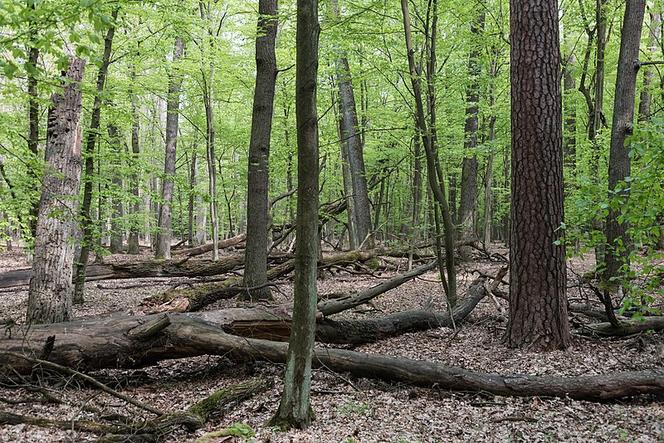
[173, 233, 247, 257]
[317, 261, 437, 316]
[578, 316, 664, 336]
[1, 309, 662, 400]
[144, 249, 378, 312]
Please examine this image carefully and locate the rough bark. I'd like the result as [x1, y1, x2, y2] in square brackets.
[155, 37, 185, 259]
[73, 9, 118, 304]
[604, 0, 646, 285]
[3, 309, 663, 401]
[507, 0, 570, 350]
[271, 0, 319, 429]
[26, 58, 86, 324]
[244, 0, 278, 302]
[458, 11, 485, 260]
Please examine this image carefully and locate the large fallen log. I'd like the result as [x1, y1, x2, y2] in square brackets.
[144, 250, 378, 312]
[578, 316, 664, 336]
[173, 233, 247, 257]
[1, 308, 662, 400]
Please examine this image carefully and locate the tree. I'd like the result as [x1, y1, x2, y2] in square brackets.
[270, 0, 319, 429]
[73, 7, 119, 303]
[27, 58, 86, 324]
[507, 0, 570, 350]
[155, 36, 185, 259]
[331, 0, 373, 250]
[243, 0, 278, 302]
[604, 0, 647, 286]
[637, 5, 662, 122]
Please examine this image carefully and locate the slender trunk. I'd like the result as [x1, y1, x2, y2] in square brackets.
[604, 0, 646, 286]
[73, 8, 118, 303]
[26, 3, 40, 239]
[270, 0, 319, 429]
[408, 135, 423, 269]
[507, 0, 570, 350]
[127, 66, 141, 254]
[188, 151, 197, 247]
[563, 54, 577, 178]
[108, 123, 124, 253]
[27, 58, 85, 324]
[638, 8, 662, 122]
[244, 0, 278, 301]
[458, 11, 485, 259]
[155, 37, 185, 259]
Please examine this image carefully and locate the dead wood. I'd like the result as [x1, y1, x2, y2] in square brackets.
[578, 316, 664, 336]
[173, 233, 247, 257]
[1, 308, 662, 400]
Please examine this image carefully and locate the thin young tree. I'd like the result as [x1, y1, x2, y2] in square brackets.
[637, 5, 662, 122]
[155, 36, 185, 259]
[604, 0, 647, 287]
[27, 58, 85, 324]
[270, 0, 319, 429]
[243, 0, 278, 302]
[507, 0, 570, 350]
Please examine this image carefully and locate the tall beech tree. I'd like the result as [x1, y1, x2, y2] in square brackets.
[244, 0, 278, 302]
[270, 0, 319, 429]
[604, 0, 647, 287]
[507, 0, 570, 350]
[27, 58, 85, 324]
[73, 8, 118, 303]
[155, 36, 185, 259]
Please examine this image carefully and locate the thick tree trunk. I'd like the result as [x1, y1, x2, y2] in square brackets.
[638, 9, 662, 122]
[108, 124, 124, 253]
[155, 37, 185, 259]
[507, 0, 570, 350]
[458, 11, 485, 260]
[3, 309, 663, 401]
[127, 65, 141, 255]
[604, 1, 646, 285]
[244, 0, 278, 302]
[73, 9, 118, 303]
[271, 0, 319, 428]
[26, 58, 85, 324]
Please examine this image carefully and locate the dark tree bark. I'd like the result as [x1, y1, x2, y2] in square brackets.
[244, 0, 278, 302]
[73, 8, 118, 304]
[127, 65, 141, 255]
[401, 0, 457, 307]
[604, 0, 646, 286]
[563, 54, 577, 177]
[458, 10, 485, 260]
[590, 0, 608, 144]
[26, 3, 40, 239]
[507, 0, 570, 350]
[26, 58, 85, 324]
[270, 0, 319, 429]
[638, 8, 662, 122]
[108, 123, 124, 253]
[155, 37, 185, 259]
[331, 0, 373, 250]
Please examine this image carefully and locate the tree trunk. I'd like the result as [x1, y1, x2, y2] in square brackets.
[637, 8, 662, 122]
[507, 0, 570, 350]
[563, 54, 577, 178]
[401, 0, 457, 308]
[271, 0, 319, 428]
[26, 58, 85, 324]
[26, 7, 40, 240]
[108, 123, 124, 253]
[331, 0, 373, 250]
[155, 37, 185, 259]
[73, 8, 118, 304]
[187, 150, 197, 247]
[604, 0, 646, 286]
[202, 61, 219, 261]
[458, 11, 485, 260]
[127, 65, 141, 255]
[244, 0, 278, 302]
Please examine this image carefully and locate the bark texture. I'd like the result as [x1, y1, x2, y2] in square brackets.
[507, 0, 570, 350]
[604, 0, 646, 284]
[271, 0, 319, 429]
[244, 0, 278, 302]
[155, 37, 185, 259]
[27, 58, 86, 324]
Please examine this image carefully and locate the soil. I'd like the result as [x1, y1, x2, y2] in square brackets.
[0, 245, 662, 443]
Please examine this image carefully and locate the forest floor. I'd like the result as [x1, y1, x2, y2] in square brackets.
[0, 246, 663, 442]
